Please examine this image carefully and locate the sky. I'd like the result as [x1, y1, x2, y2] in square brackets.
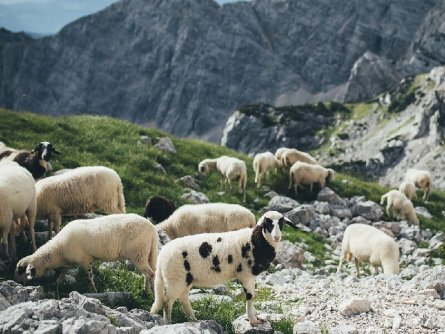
[0, 0, 243, 35]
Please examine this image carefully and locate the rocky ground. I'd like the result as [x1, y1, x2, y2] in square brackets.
[1, 187, 445, 333]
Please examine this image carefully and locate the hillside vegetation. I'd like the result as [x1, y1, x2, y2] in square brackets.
[1, 108, 445, 333]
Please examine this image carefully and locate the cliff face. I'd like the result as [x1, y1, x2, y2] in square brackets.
[0, 0, 443, 141]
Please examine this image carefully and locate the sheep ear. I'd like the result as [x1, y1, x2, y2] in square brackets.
[53, 148, 61, 155]
[284, 217, 298, 230]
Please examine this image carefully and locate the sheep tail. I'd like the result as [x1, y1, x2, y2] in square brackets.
[117, 184, 126, 213]
[380, 194, 387, 206]
[150, 266, 164, 314]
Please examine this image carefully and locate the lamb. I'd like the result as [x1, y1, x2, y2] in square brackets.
[0, 141, 61, 180]
[35, 166, 126, 239]
[156, 203, 256, 240]
[337, 223, 400, 277]
[404, 169, 433, 202]
[0, 160, 37, 260]
[281, 148, 317, 168]
[198, 156, 247, 202]
[399, 181, 417, 200]
[15, 214, 158, 293]
[150, 211, 294, 325]
[143, 195, 176, 224]
[380, 190, 419, 225]
[253, 152, 281, 188]
[288, 161, 336, 193]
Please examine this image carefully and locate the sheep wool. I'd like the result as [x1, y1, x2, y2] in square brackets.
[0, 160, 37, 259]
[289, 161, 336, 193]
[35, 166, 126, 239]
[405, 169, 432, 202]
[380, 190, 419, 225]
[281, 148, 317, 168]
[253, 152, 281, 188]
[15, 214, 157, 293]
[399, 181, 417, 200]
[156, 203, 256, 240]
[150, 211, 292, 325]
[337, 223, 399, 277]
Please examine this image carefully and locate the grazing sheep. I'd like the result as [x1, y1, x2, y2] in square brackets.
[380, 190, 419, 225]
[0, 161, 37, 260]
[337, 223, 400, 277]
[0, 141, 61, 180]
[274, 147, 289, 162]
[198, 156, 247, 202]
[157, 203, 256, 240]
[36, 166, 126, 239]
[15, 214, 158, 293]
[399, 181, 417, 200]
[288, 161, 336, 193]
[150, 211, 294, 325]
[253, 152, 281, 188]
[143, 195, 176, 224]
[404, 169, 433, 202]
[281, 148, 317, 168]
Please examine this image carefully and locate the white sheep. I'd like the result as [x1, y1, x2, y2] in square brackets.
[198, 156, 247, 202]
[35, 166, 126, 239]
[281, 148, 317, 168]
[398, 181, 417, 200]
[337, 223, 400, 277]
[404, 169, 433, 202]
[0, 160, 37, 260]
[288, 161, 336, 193]
[150, 211, 294, 325]
[274, 147, 289, 162]
[15, 214, 158, 293]
[253, 152, 281, 188]
[380, 190, 419, 225]
[156, 203, 256, 240]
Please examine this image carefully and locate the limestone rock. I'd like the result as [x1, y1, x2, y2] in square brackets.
[181, 190, 209, 204]
[263, 196, 300, 213]
[293, 320, 320, 334]
[232, 315, 273, 334]
[154, 138, 176, 154]
[176, 175, 200, 190]
[274, 240, 305, 269]
[339, 297, 371, 317]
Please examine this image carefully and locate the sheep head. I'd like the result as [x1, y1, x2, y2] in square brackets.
[32, 141, 61, 162]
[257, 211, 293, 244]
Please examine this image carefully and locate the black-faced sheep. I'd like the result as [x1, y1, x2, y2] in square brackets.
[150, 211, 294, 325]
[15, 214, 158, 293]
[156, 203, 256, 240]
[288, 161, 336, 193]
[0, 161, 37, 260]
[198, 156, 247, 202]
[143, 195, 176, 224]
[337, 223, 400, 277]
[404, 169, 433, 202]
[35, 166, 126, 239]
[0, 141, 60, 180]
[380, 190, 419, 225]
[253, 152, 281, 188]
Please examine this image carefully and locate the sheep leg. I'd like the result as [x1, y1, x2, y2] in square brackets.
[373, 266, 379, 275]
[47, 217, 54, 240]
[354, 258, 361, 278]
[83, 263, 98, 293]
[53, 215, 62, 235]
[132, 258, 155, 294]
[8, 228, 17, 261]
[241, 278, 262, 326]
[163, 295, 175, 324]
[337, 251, 346, 273]
[0, 215, 12, 261]
[179, 290, 197, 321]
[27, 203, 37, 252]
[55, 268, 69, 285]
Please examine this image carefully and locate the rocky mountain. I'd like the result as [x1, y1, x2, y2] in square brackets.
[0, 0, 444, 141]
[222, 65, 445, 188]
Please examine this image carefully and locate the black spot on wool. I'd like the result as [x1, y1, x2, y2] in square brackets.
[247, 259, 252, 266]
[182, 251, 188, 258]
[184, 260, 191, 271]
[186, 273, 193, 286]
[199, 242, 212, 258]
[211, 256, 221, 272]
[228, 255, 233, 263]
[246, 293, 253, 300]
[241, 243, 251, 258]
[250, 225, 277, 276]
[217, 237, 222, 242]
[236, 264, 243, 272]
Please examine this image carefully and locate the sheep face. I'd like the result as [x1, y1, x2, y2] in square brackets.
[32, 142, 61, 162]
[198, 161, 209, 174]
[25, 263, 42, 280]
[13, 263, 28, 283]
[327, 169, 336, 182]
[257, 211, 290, 244]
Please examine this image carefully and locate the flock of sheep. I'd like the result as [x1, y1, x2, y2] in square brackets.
[0, 141, 435, 326]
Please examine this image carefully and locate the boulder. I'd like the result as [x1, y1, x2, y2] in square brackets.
[142, 320, 224, 333]
[263, 196, 300, 213]
[285, 205, 318, 227]
[274, 240, 305, 269]
[293, 320, 320, 334]
[339, 297, 371, 317]
[232, 315, 273, 334]
[317, 187, 346, 206]
[154, 137, 176, 154]
[176, 175, 200, 190]
[353, 201, 383, 221]
[181, 190, 209, 204]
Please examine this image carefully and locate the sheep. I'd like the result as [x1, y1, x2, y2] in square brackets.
[35, 166, 126, 239]
[0, 141, 61, 180]
[399, 181, 417, 200]
[404, 169, 433, 202]
[0, 160, 37, 260]
[198, 156, 247, 202]
[253, 152, 281, 188]
[143, 195, 176, 224]
[288, 161, 336, 194]
[274, 147, 289, 162]
[281, 148, 317, 168]
[150, 211, 294, 325]
[156, 203, 256, 240]
[380, 190, 419, 225]
[14, 213, 158, 293]
[337, 223, 400, 277]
